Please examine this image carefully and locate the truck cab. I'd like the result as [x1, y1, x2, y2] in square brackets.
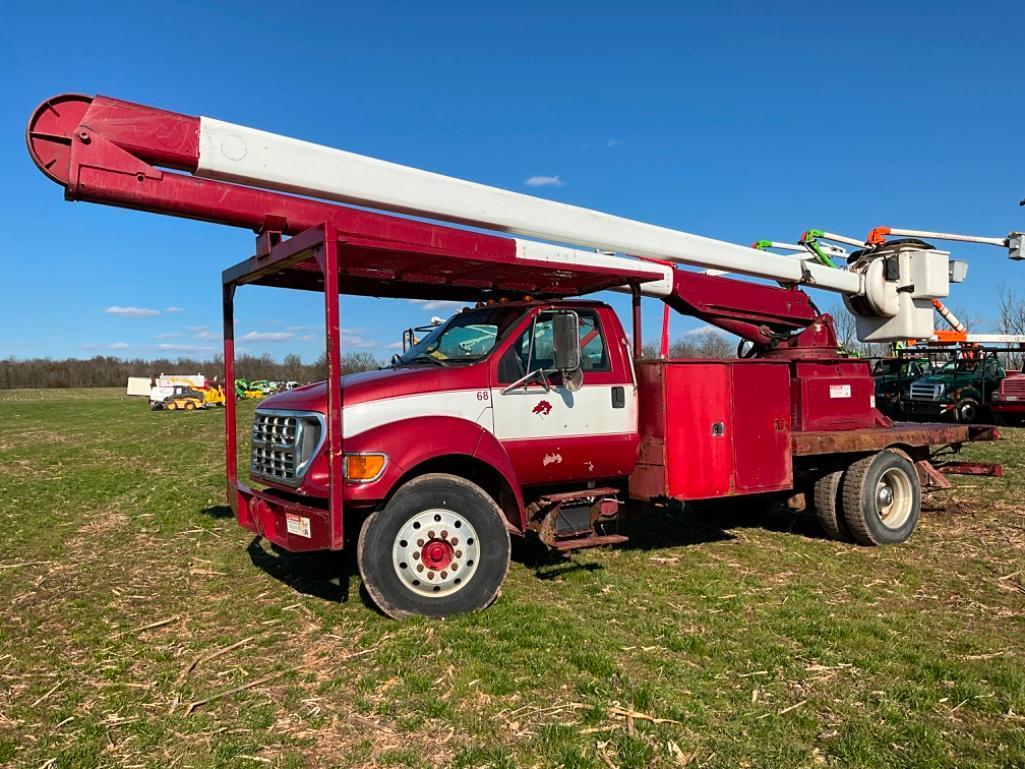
[990, 371, 1025, 425]
[251, 300, 637, 504]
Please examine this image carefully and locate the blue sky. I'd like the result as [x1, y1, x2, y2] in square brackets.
[3, 1, 1025, 362]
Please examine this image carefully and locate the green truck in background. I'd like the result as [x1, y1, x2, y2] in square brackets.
[903, 352, 1005, 423]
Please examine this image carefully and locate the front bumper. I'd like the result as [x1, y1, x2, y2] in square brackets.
[231, 479, 341, 552]
[991, 400, 1025, 415]
[904, 400, 951, 418]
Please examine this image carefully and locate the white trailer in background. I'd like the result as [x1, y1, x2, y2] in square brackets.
[126, 377, 153, 397]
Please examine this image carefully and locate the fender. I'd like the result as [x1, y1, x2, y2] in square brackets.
[335, 416, 526, 529]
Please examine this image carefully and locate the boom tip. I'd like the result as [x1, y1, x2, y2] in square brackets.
[26, 93, 93, 185]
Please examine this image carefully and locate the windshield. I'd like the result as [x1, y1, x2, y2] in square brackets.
[934, 358, 994, 374]
[394, 306, 525, 366]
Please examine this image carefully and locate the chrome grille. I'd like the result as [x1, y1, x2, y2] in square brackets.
[250, 410, 324, 486]
[910, 382, 941, 401]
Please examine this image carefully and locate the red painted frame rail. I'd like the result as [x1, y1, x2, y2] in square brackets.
[223, 225, 345, 551]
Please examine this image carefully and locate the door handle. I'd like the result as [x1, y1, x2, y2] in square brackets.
[611, 386, 625, 408]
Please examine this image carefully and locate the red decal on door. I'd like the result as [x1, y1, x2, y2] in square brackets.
[532, 400, 553, 416]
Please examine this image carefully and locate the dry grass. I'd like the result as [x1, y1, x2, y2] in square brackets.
[0, 389, 1022, 768]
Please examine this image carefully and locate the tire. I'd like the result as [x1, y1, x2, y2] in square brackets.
[812, 468, 852, 541]
[185, 402, 195, 411]
[357, 473, 511, 619]
[841, 450, 920, 545]
[166, 402, 177, 411]
[953, 397, 979, 424]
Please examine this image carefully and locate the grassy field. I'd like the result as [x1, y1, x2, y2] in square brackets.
[0, 388, 1023, 769]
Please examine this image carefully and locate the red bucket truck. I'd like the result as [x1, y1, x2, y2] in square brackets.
[26, 94, 1015, 617]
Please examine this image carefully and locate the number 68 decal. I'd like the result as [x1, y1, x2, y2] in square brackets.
[476, 391, 490, 401]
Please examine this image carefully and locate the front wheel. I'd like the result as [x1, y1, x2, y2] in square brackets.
[357, 473, 511, 619]
[953, 397, 980, 424]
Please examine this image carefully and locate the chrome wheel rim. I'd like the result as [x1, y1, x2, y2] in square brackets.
[875, 468, 913, 529]
[392, 508, 480, 598]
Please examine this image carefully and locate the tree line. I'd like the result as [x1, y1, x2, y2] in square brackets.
[0, 352, 380, 390]
[18, 293, 1025, 392]
[2, 333, 739, 390]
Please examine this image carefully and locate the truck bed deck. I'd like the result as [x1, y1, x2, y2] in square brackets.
[791, 422, 997, 456]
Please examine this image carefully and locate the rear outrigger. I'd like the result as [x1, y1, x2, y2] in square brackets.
[26, 93, 1015, 617]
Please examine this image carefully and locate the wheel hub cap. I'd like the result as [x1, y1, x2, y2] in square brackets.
[421, 539, 453, 571]
[392, 508, 480, 598]
[877, 485, 894, 508]
[875, 468, 913, 529]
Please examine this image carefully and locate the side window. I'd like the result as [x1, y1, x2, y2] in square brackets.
[578, 311, 609, 371]
[498, 315, 554, 383]
[498, 310, 611, 383]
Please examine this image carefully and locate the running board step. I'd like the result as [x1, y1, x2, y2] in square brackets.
[525, 487, 623, 550]
[551, 534, 629, 551]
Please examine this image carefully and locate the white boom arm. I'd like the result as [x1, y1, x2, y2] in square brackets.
[198, 118, 860, 293]
[194, 117, 993, 342]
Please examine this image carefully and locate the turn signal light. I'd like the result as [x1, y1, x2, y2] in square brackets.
[344, 453, 386, 481]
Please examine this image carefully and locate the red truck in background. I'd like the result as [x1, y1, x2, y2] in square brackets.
[26, 93, 1010, 618]
[991, 372, 1025, 425]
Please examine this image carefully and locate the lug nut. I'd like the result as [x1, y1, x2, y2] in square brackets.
[440, 571, 448, 579]
[428, 530, 435, 539]
[451, 538, 458, 546]
[416, 564, 424, 572]
[455, 550, 463, 558]
[417, 539, 424, 547]
[441, 530, 448, 538]
[427, 571, 435, 580]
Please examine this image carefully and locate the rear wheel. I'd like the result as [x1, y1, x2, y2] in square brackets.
[357, 473, 511, 619]
[812, 468, 851, 541]
[841, 450, 920, 545]
[185, 401, 196, 411]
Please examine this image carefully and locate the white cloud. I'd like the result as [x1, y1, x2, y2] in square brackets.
[682, 325, 720, 336]
[193, 329, 220, 340]
[524, 175, 564, 188]
[606, 139, 624, 147]
[154, 332, 183, 339]
[241, 331, 295, 342]
[386, 341, 405, 350]
[409, 299, 465, 312]
[80, 342, 132, 351]
[105, 306, 160, 318]
[339, 331, 377, 349]
[157, 343, 215, 353]
[164, 306, 184, 313]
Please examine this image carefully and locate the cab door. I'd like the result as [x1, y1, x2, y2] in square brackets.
[489, 308, 638, 486]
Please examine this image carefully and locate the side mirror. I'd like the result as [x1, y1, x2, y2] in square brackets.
[552, 311, 581, 387]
